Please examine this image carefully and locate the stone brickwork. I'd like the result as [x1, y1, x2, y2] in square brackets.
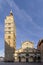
[37, 39, 43, 62]
[4, 11, 16, 62]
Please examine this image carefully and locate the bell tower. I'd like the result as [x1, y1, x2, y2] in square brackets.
[4, 10, 16, 61]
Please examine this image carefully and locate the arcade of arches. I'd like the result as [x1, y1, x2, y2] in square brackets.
[14, 41, 41, 62]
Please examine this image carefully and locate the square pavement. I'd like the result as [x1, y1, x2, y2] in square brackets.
[0, 62, 43, 65]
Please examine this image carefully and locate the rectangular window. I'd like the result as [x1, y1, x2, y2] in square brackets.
[5, 31, 11, 33]
[8, 23, 11, 25]
[8, 31, 11, 33]
[8, 27, 11, 29]
[8, 36, 11, 39]
[5, 23, 11, 25]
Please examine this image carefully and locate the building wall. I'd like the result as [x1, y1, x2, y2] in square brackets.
[41, 43, 43, 62]
[37, 39, 43, 62]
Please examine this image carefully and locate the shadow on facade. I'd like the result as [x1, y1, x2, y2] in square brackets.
[4, 41, 15, 62]
[18, 52, 41, 63]
[18, 56, 41, 63]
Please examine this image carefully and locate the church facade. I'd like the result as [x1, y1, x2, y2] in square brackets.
[14, 41, 41, 62]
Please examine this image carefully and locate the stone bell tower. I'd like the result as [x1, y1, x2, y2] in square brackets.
[4, 10, 16, 62]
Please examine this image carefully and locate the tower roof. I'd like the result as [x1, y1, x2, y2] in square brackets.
[10, 10, 13, 16]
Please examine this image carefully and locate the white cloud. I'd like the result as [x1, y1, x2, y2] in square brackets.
[0, 50, 4, 57]
[6, 0, 43, 38]
[6, 0, 43, 30]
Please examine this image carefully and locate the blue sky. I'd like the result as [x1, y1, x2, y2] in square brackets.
[0, 0, 43, 57]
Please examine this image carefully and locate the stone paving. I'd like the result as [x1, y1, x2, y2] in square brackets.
[0, 62, 43, 65]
